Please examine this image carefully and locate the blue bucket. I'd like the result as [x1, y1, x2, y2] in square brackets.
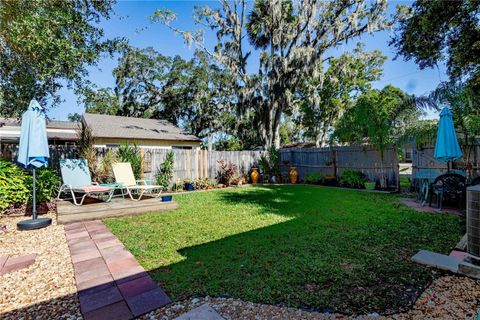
[161, 195, 172, 202]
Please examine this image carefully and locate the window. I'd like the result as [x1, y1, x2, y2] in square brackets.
[172, 146, 192, 150]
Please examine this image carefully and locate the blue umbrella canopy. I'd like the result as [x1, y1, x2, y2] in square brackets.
[17, 100, 50, 169]
[434, 107, 463, 163]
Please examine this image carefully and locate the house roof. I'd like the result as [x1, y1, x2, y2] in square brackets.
[82, 113, 201, 142]
[0, 118, 78, 141]
[0, 118, 78, 129]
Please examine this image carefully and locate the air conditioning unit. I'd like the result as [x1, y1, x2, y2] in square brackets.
[467, 185, 480, 257]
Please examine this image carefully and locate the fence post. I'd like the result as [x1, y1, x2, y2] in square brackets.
[393, 144, 400, 192]
[332, 149, 337, 179]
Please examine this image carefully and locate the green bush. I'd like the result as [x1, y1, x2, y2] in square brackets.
[118, 143, 143, 179]
[304, 172, 324, 184]
[339, 169, 366, 189]
[155, 151, 174, 189]
[194, 178, 214, 190]
[259, 146, 280, 177]
[0, 159, 29, 212]
[0, 159, 59, 213]
[25, 168, 60, 204]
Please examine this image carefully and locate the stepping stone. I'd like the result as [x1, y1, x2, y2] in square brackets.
[117, 275, 158, 300]
[72, 250, 102, 264]
[79, 285, 124, 313]
[0, 253, 37, 275]
[77, 274, 115, 292]
[83, 300, 133, 320]
[0, 255, 8, 270]
[125, 287, 171, 317]
[449, 250, 468, 260]
[175, 304, 225, 320]
[412, 250, 462, 273]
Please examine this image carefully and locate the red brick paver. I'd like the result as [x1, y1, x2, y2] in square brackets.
[65, 220, 171, 320]
[0, 253, 37, 275]
[399, 198, 463, 215]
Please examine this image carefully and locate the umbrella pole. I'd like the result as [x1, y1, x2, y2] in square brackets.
[32, 168, 37, 220]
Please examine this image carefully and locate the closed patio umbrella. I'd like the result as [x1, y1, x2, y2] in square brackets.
[16, 100, 52, 230]
[434, 107, 463, 166]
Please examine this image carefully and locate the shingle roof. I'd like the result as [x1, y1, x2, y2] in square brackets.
[82, 113, 201, 142]
[0, 118, 77, 129]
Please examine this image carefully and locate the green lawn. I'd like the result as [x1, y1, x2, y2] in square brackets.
[105, 185, 461, 314]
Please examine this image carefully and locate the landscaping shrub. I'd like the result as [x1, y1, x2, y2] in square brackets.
[259, 146, 280, 178]
[155, 151, 174, 189]
[0, 159, 60, 213]
[304, 172, 324, 184]
[118, 143, 143, 179]
[26, 168, 60, 204]
[0, 159, 29, 213]
[216, 160, 237, 186]
[194, 178, 214, 190]
[339, 169, 366, 188]
[78, 125, 118, 182]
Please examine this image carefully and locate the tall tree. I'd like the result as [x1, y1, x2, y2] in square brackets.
[416, 81, 480, 168]
[0, 0, 119, 117]
[83, 47, 235, 148]
[298, 44, 386, 146]
[333, 86, 418, 187]
[391, 0, 480, 88]
[154, 0, 390, 149]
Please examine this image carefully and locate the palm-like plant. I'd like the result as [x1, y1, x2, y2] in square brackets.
[413, 81, 480, 166]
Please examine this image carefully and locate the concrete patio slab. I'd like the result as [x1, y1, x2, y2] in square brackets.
[412, 250, 462, 273]
[175, 304, 225, 320]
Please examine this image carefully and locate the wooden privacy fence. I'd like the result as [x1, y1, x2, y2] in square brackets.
[141, 149, 264, 182]
[2, 143, 401, 187]
[0, 144, 264, 182]
[412, 143, 480, 181]
[279, 145, 400, 188]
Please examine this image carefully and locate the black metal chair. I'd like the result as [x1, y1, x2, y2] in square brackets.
[471, 177, 480, 186]
[429, 173, 466, 210]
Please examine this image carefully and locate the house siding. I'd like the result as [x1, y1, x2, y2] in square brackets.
[93, 137, 201, 150]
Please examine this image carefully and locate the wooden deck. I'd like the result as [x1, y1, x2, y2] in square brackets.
[56, 197, 178, 224]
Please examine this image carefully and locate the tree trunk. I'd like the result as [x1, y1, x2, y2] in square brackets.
[207, 134, 213, 151]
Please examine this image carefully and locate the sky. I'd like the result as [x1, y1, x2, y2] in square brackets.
[49, 0, 446, 121]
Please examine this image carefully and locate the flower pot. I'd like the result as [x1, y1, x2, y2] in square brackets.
[251, 168, 259, 184]
[184, 183, 194, 191]
[289, 167, 298, 184]
[365, 182, 376, 190]
[161, 195, 172, 202]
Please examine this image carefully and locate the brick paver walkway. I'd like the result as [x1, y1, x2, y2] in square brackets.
[399, 198, 463, 215]
[0, 253, 37, 275]
[65, 220, 171, 320]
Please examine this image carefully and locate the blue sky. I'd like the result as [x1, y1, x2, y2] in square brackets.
[50, 0, 446, 120]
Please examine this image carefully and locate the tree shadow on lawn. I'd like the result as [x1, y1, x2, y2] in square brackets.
[150, 185, 461, 315]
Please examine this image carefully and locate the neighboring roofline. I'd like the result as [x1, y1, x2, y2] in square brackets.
[92, 136, 202, 143]
[82, 113, 202, 142]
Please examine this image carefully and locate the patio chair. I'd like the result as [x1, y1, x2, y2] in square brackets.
[57, 159, 114, 206]
[429, 173, 466, 210]
[112, 162, 163, 201]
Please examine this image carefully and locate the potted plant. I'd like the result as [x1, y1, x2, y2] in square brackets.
[365, 180, 376, 190]
[183, 178, 195, 191]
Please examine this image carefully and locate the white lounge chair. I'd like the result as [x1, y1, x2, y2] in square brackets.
[57, 159, 114, 205]
[112, 162, 163, 201]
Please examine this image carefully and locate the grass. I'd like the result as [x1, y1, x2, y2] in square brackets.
[400, 175, 411, 191]
[105, 185, 461, 314]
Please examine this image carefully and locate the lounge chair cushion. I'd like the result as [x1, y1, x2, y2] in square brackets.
[76, 185, 111, 193]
